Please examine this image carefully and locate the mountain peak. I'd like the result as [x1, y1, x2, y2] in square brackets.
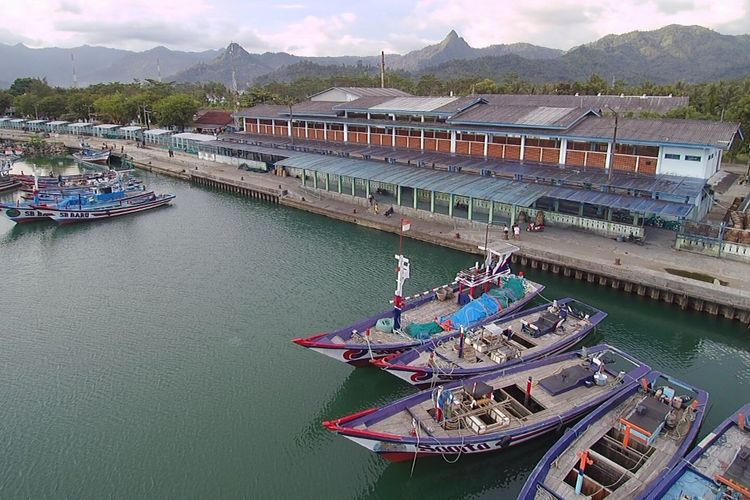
[224, 42, 248, 57]
[445, 29, 459, 41]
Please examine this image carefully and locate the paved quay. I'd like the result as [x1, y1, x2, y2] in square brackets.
[4, 130, 750, 322]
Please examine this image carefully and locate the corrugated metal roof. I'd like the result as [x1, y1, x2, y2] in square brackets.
[449, 104, 593, 128]
[566, 117, 741, 149]
[370, 96, 460, 113]
[93, 124, 119, 129]
[233, 104, 287, 119]
[479, 94, 690, 114]
[309, 87, 412, 99]
[276, 154, 544, 206]
[172, 132, 214, 141]
[545, 187, 694, 217]
[332, 96, 393, 111]
[275, 153, 694, 216]
[46, 121, 69, 126]
[120, 125, 142, 131]
[26, 119, 47, 124]
[68, 122, 92, 128]
[283, 101, 344, 116]
[144, 128, 172, 135]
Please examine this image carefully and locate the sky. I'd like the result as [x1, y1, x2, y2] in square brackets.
[1, 0, 749, 55]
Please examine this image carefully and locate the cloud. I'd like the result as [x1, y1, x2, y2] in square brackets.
[275, 3, 304, 8]
[58, 0, 82, 14]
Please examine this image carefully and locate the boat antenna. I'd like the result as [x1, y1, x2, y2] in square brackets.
[483, 223, 490, 267]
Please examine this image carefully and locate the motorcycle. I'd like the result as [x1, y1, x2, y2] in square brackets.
[526, 223, 545, 232]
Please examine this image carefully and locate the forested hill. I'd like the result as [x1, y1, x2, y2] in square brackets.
[255, 25, 750, 85]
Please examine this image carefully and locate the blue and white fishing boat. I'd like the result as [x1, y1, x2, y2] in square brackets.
[643, 403, 750, 499]
[519, 371, 708, 500]
[374, 298, 606, 385]
[43, 192, 176, 224]
[324, 345, 650, 462]
[293, 244, 543, 366]
[72, 148, 110, 164]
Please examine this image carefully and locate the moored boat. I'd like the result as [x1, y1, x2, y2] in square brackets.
[323, 344, 650, 462]
[44, 193, 175, 224]
[519, 371, 708, 500]
[374, 298, 606, 385]
[293, 244, 543, 366]
[643, 403, 750, 499]
[72, 148, 110, 164]
[0, 156, 21, 193]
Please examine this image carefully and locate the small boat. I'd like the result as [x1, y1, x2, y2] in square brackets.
[519, 371, 708, 500]
[0, 157, 21, 193]
[44, 193, 176, 224]
[323, 344, 650, 462]
[72, 148, 111, 164]
[293, 244, 544, 366]
[374, 298, 606, 385]
[643, 403, 750, 499]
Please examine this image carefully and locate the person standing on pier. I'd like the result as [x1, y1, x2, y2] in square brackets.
[503, 225, 509, 240]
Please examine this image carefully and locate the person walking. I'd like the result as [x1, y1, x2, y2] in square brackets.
[503, 225, 509, 240]
[512, 224, 521, 240]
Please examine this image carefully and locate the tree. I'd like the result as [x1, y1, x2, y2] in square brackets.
[9, 77, 52, 96]
[0, 91, 12, 114]
[94, 93, 138, 124]
[154, 94, 199, 131]
[37, 95, 67, 119]
[473, 78, 498, 94]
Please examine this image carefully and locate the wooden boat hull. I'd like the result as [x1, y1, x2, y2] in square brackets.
[46, 194, 175, 223]
[1, 206, 54, 223]
[642, 403, 750, 500]
[519, 371, 709, 500]
[293, 279, 544, 366]
[374, 298, 607, 385]
[324, 345, 651, 462]
[72, 151, 110, 164]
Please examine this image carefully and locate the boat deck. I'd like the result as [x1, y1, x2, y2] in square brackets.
[413, 309, 592, 370]
[361, 355, 624, 439]
[536, 392, 697, 499]
[691, 425, 750, 492]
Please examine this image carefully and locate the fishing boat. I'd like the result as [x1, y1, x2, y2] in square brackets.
[0, 156, 21, 193]
[293, 242, 544, 366]
[44, 192, 176, 224]
[519, 371, 708, 500]
[643, 403, 750, 499]
[72, 148, 110, 164]
[374, 298, 606, 386]
[324, 344, 650, 462]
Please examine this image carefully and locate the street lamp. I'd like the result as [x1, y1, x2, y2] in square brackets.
[605, 105, 618, 185]
[288, 102, 294, 146]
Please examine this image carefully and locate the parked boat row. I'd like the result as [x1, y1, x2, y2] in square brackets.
[1, 170, 174, 224]
[291, 232, 732, 498]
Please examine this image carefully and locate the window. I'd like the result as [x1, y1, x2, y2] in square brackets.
[685, 155, 701, 162]
[664, 153, 680, 160]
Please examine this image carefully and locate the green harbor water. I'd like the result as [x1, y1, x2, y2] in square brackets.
[1, 162, 749, 499]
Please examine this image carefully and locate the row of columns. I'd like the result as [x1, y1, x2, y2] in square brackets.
[253, 117, 660, 173]
[297, 168, 646, 225]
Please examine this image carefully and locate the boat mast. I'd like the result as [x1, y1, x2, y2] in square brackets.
[393, 219, 411, 330]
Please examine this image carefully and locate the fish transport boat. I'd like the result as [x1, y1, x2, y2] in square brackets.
[293, 244, 544, 366]
[1, 182, 155, 223]
[72, 148, 111, 164]
[642, 403, 750, 500]
[374, 298, 607, 386]
[43, 192, 176, 224]
[0, 157, 21, 193]
[323, 344, 650, 462]
[519, 371, 708, 500]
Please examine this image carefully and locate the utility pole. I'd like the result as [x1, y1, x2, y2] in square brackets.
[380, 51, 385, 89]
[605, 105, 618, 186]
[288, 101, 294, 146]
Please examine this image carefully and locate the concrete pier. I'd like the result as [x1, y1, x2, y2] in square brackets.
[3, 128, 750, 326]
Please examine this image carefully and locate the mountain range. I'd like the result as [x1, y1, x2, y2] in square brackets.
[2, 25, 750, 89]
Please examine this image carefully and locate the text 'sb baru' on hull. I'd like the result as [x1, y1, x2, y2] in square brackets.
[323, 344, 651, 462]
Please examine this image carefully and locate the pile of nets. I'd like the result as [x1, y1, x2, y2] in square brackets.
[404, 275, 527, 340]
